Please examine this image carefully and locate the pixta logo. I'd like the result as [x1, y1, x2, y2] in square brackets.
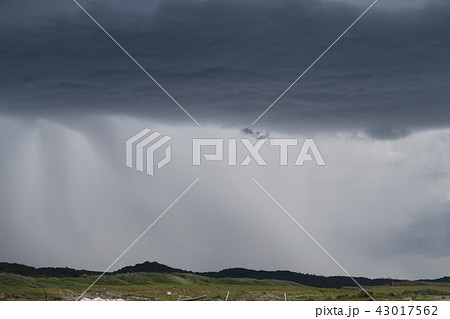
[126, 129, 172, 176]
[126, 130, 325, 176]
[192, 138, 325, 166]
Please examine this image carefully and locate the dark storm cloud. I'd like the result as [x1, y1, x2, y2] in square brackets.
[1, 0, 449, 134]
[366, 126, 411, 141]
[241, 127, 270, 140]
[2, 1, 450, 279]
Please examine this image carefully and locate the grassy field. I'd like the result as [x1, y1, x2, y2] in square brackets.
[1, 272, 450, 301]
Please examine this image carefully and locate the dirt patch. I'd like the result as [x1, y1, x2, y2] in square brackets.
[0, 292, 31, 300]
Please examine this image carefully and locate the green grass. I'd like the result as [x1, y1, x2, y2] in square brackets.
[1, 272, 450, 301]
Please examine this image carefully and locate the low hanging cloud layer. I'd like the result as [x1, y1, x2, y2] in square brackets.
[1, 0, 450, 280]
[1, 0, 449, 137]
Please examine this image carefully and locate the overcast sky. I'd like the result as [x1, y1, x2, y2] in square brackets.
[1, 0, 449, 280]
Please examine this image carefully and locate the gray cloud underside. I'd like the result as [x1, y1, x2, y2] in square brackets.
[1, 0, 449, 138]
[388, 207, 450, 259]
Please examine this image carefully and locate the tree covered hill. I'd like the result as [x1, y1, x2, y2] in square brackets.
[1, 261, 448, 289]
